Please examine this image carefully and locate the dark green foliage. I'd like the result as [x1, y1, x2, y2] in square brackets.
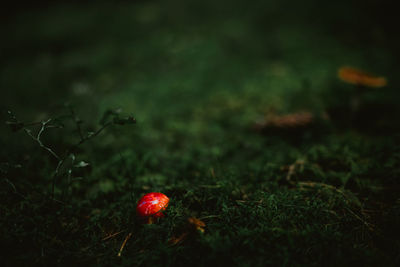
[1, 0, 400, 266]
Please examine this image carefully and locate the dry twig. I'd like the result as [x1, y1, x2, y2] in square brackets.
[117, 232, 132, 257]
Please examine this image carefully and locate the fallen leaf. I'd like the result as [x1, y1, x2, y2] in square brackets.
[338, 66, 387, 88]
[254, 112, 314, 130]
[188, 217, 206, 233]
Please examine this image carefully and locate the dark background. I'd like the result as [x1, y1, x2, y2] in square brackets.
[1, 0, 399, 266]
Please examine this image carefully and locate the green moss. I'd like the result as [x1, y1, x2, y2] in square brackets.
[1, 0, 400, 266]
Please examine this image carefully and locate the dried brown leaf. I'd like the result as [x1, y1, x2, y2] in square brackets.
[338, 66, 387, 88]
[188, 217, 206, 233]
[254, 111, 314, 130]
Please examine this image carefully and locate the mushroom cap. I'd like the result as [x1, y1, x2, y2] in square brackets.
[338, 66, 387, 88]
[136, 192, 169, 217]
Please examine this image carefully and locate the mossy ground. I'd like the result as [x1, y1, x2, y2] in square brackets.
[1, 0, 400, 266]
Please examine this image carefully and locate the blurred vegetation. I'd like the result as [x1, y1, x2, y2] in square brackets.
[1, 0, 399, 266]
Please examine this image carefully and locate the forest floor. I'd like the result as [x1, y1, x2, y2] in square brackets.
[1, 0, 399, 266]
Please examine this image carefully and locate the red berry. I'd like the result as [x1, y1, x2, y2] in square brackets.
[136, 192, 169, 219]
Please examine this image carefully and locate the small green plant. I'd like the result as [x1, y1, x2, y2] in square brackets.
[6, 105, 136, 201]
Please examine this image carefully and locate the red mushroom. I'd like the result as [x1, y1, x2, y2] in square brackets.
[136, 192, 169, 224]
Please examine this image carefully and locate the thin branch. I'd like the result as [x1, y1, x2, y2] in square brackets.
[199, 215, 221, 220]
[4, 178, 28, 200]
[345, 207, 374, 231]
[7, 109, 134, 202]
[76, 122, 112, 146]
[51, 159, 64, 199]
[51, 122, 112, 199]
[4, 178, 17, 192]
[117, 232, 132, 257]
[102, 230, 125, 241]
[24, 119, 60, 160]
